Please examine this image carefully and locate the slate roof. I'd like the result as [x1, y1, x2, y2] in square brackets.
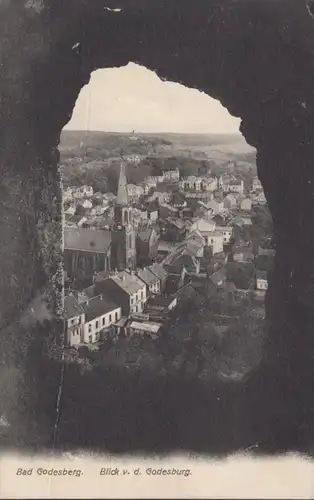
[64, 294, 85, 320]
[64, 228, 111, 253]
[148, 263, 168, 281]
[110, 270, 146, 295]
[137, 267, 159, 286]
[82, 295, 120, 322]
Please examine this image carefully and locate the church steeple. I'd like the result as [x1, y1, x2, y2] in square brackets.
[111, 152, 136, 271]
[116, 152, 128, 206]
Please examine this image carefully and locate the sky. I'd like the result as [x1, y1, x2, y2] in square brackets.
[65, 63, 241, 135]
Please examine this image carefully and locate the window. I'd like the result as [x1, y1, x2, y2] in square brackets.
[96, 320, 99, 329]
[115, 311, 119, 322]
[88, 324, 92, 333]
[141, 290, 143, 299]
[89, 335, 92, 343]
[135, 306, 138, 313]
[109, 314, 112, 322]
[102, 317, 105, 326]
[71, 319, 74, 325]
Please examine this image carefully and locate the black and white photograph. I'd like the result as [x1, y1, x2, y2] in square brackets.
[1, 0, 314, 498]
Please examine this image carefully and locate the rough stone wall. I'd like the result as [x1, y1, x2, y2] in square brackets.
[2, 0, 314, 452]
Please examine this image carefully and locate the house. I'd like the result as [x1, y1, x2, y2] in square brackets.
[204, 231, 224, 255]
[63, 187, 73, 202]
[233, 245, 254, 263]
[95, 270, 147, 315]
[136, 227, 159, 264]
[256, 270, 268, 291]
[137, 267, 161, 294]
[224, 179, 244, 195]
[184, 230, 206, 257]
[224, 193, 238, 210]
[254, 191, 267, 204]
[162, 168, 180, 182]
[238, 196, 252, 211]
[148, 262, 169, 291]
[81, 295, 122, 344]
[64, 228, 111, 282]
[64, 203, 76, 216]
[171, 254, 200, 275]
[127, 184, 144, 199]
[180, 175, 202, 191]
[133, 207, 148, 225]
[64, 214, 87, 228]
[64, 294, 85, 347]
[205, 199, 224, 214]
[252, 177, 262, 192]
[82, 185, 93, 198]
[163, 218, 187, 242]
[127, 320, 163, 340]
[146, 174, 165, 184]
[189, 218, 224, 255]
[202, 177, 218, 192]
[189, 217, 216, 235]
[145, 294, 178, 321]
[80, 198, 93, 209]
[216, 226, 233, 244]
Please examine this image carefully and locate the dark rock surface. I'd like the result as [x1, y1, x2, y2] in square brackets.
[1, 0, 314, 454]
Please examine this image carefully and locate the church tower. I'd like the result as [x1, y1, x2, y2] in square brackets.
[110, 157, 136, 271]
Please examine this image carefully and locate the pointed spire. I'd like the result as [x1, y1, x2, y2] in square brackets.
[116, 151, 128, 206]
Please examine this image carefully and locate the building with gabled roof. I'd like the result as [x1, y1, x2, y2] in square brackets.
[95, 270, 147, 316]
[64, 294, 85, 347]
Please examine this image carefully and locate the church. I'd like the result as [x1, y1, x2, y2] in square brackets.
[64, 158, 137, 285]
[110, 157, 137, 270]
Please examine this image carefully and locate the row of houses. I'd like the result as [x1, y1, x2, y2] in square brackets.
[65, 264, 168, 347]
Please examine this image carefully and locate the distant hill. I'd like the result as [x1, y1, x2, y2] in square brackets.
[59, 130, 251, 160]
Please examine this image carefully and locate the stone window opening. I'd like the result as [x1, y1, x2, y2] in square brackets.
[1, 0, 314, 457]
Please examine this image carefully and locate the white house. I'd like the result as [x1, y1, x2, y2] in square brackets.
[256, 270, 268, 291]
[81, 294, 122, 344]
[239, 196, 252, 211]
[226, 179, 244, 195]
[189, 218, 216, 235]
[81, 198, 93, 209]
[180, 176, 202, 191]
[189, 218, 224, 255]
[202, 177, 218, 192]
[216, 226, 233, 244]
[64, 294, 85, 347]
[163, 168, 180, 182]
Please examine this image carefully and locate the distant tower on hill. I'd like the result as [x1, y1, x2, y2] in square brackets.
[110, 154, 136, 270]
